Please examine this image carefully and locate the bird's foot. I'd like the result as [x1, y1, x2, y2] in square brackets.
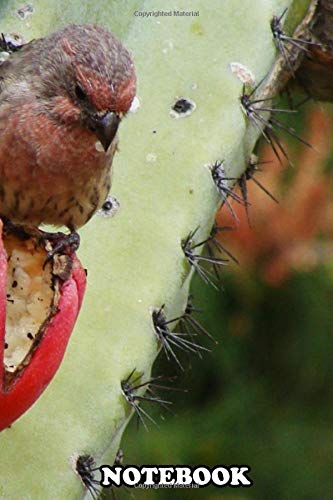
[0, 218, 80, 278]
[42, 230, 80, 268]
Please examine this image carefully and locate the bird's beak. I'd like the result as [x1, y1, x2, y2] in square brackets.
[91, 112, 121, 152]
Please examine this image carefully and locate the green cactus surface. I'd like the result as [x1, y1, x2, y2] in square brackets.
[0, 0, 312, 497]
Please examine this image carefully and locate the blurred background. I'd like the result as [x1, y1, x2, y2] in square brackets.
[119, 100, 333, 499]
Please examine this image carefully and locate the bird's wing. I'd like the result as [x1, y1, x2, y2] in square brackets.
[0, 44, 39, 165]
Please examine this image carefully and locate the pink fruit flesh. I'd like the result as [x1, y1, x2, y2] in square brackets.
[0, 222, 86, 431]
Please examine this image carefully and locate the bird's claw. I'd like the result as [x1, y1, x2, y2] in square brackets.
[43, 231, 80, 269]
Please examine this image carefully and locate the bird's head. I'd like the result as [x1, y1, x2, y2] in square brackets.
[36, 24, 136, 151]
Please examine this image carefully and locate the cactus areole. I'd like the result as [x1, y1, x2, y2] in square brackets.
[0, 220, 86, 431]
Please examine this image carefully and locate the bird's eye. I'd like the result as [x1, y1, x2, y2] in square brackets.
[75, 84, 87, 101]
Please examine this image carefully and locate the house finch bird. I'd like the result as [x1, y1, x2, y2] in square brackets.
[0, 24, 136, 249]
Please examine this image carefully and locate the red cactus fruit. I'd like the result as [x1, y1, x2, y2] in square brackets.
[0, 220, 86, 431]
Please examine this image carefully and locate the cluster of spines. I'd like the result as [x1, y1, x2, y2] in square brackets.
[121, 369, 177, 431]
[181, 227, 230, 290]
[76, 454, 101, 500]
[240, 82, 314, 166]
[209, 7, 318, 224]
[0, 33, 24, 53]
[271, 8, 319, 78]
[152, 303, 215, 370]
[76, 448, 124, 499]
[118, 293, 220, 434]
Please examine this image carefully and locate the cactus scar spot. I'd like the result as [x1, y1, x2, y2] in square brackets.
[170, 97, 196, 119]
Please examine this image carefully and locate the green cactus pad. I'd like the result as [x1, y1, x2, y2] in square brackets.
[0, 0, 310, 497]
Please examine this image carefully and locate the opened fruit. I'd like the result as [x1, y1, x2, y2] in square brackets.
[0, 220, 86, 431]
